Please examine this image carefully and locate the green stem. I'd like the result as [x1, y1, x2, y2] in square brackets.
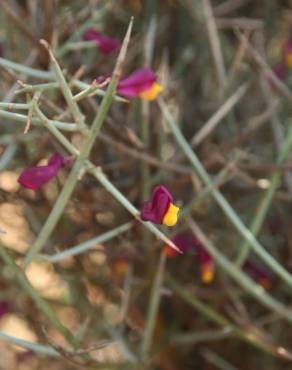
[0, 57, 53, 79]
[23, 79, 117, 268]
[88, 165, 180, 252]
[23, 19, 133, 267]
[173, 329, 231, 344]
[202, 350, 239, 370]
[33, 105, 80, 155]
[158, 98, 292, 287]
[0, 331, 58, 356]
[58, 40, 97, 53]
[0, 245, 78, 347]
[0, 143, 17, 171]
[28, 107, 181, 254]
[186, 217, 292, 323]
[168, 275, 290, 359]
[180, 163, 233, 217]
[0, 109, 77, 131]
[140, 251, 166, 358]
[16, 82, 59, 94]
[0, 102, 29, 109]
[45, 41, 85, 126]
[236, 124, 292, 266]
[41, 222, 133, 262]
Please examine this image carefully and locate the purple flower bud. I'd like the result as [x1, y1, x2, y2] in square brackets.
[83, 29, 120, 54]
[140, 185, 179, 226]
[18, 154, 72, 190]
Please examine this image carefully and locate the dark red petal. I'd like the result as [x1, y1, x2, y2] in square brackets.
[83, 29, 120, 54]
[117, 68, 157, 97]
[140, 185, 173, 224]
[18, 154, 69, 190]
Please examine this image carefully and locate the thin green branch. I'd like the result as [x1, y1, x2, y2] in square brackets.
[41, 40, 85, 126]
[140, 251, 166, 359]
[186, 217, 292, 324]
[24, 106, 181, 254]
[0, 102, 29, 110]
[168, 274, 292, 360]
[173, 329, 231, 344]
[0, 244, 78, 348]
[201, 349, 239, 370]
[88, 165, 181, 252]
[0, 57, 53, 79]
[0, 109, 77, 131]
[0, 331, 59, 356]
[23, 18, 134, 267]
[158, 97, 292, 287]
[41, 222, 133, 262]
[235, 124, 292, 265]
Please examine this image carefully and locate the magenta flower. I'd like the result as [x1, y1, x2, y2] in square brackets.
[83, 29, 120, 54]
[164, 233, 215, 283]
[140, 185, 179, 227]
[117, 68, 163, 101]
[18, 154, 72, 190]
[243, 259, 275, 289]
[164, 234, 197, 258]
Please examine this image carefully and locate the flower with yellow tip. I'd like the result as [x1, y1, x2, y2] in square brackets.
[140, 185, 179, 226]
[283, 40, 292, 68]
[243, 259, 275, 290]
[117, 68, 163, 101]
[164, 233, 215, 284]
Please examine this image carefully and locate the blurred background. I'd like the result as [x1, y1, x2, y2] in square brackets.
[1, 0, 292, 369]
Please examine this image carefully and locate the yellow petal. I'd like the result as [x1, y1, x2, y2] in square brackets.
[201, 268, 214, 284]
[162, 203, 179, 227]
[139, 82, 163, 101]
[258, 278, 272, 290]
[285, 53, 292, 68]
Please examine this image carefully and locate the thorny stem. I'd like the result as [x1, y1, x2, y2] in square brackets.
[0, 57, 126, 102]
[23, 18, 133, 267]
[22, 103, 182, 255]
[41, 39, 85, 127]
